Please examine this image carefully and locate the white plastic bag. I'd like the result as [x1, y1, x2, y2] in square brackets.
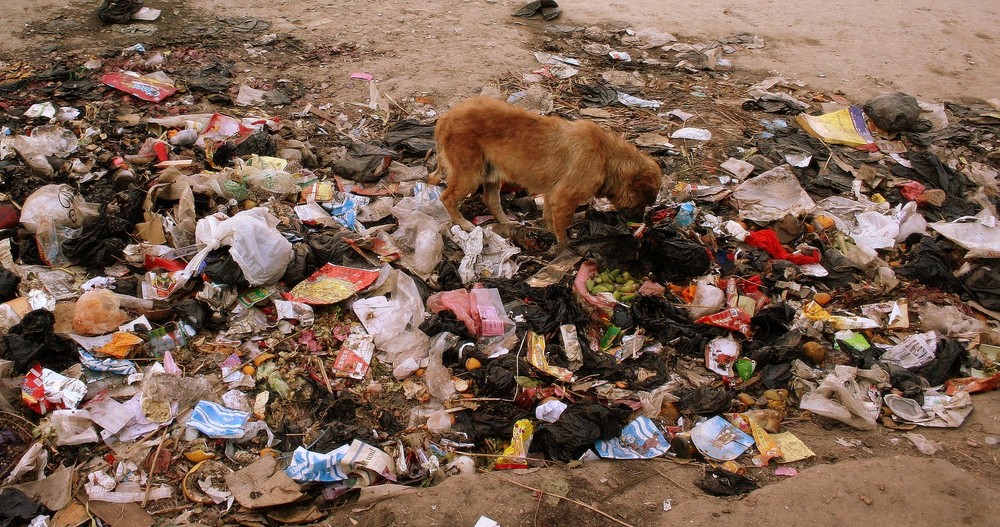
[186, 208, 293, 285]
[12, 126, 79, 176]
[799, 365, 887, 430]
[689, 277, 725, 319]
[20, 185, 100, 265]
[48, 410, 99, 446]
[353, 268, 430, 372]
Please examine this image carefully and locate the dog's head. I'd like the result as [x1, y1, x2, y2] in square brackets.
[608, 155, 662, 220]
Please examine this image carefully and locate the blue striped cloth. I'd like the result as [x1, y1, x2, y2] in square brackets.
[285, 444, 350, 482]
[78, 349, 138, 376]
[595, 416, 670, 459]
[186, 400, 250, 439]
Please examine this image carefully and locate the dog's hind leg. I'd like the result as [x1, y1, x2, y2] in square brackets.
[481, 161, 513, 225]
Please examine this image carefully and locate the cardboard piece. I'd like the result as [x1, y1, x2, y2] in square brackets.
[51, 500, 90, 527]
[225, 455, 304, 509]
[81, 493, 155, 527]
[14, 463, 75, 511]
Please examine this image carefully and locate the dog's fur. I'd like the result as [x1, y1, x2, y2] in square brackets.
[429, 97, 662, 247]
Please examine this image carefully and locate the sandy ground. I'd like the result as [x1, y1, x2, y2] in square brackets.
[2, 1, 1000, 526]
[321, 393, 1000, 527]
[3, 0, 999, 102]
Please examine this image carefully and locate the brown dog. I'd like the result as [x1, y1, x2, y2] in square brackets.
[429, 97, 662, 247]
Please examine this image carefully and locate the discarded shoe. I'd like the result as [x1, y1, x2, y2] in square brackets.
[513, 0, 560, 19]
[96, 0, 143, 24]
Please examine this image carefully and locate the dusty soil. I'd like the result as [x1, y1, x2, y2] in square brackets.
[4, 0, 1000, 102]
[322, 393, 1000, 527]
[2, 1, 999, 526]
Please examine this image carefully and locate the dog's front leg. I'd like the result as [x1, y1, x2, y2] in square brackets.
[482, 180, 513, 225]
[548, 199, 576, 248]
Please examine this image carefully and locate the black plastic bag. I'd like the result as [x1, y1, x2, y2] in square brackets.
[470, 354, 528, 398]
[0, 309, 77, 374]
[641, 224, 712, 283]
[419, 311, 474, 341]
[307, 229, 371, 268]
[281, 242, 318, 285]
[678, 385, 731, 415]
[882, 363, 925, 404]
[63, 206, 131, 268]
[452, 401, 525, 442]
[530, 402, 631, 462]
[749, 304, 796, 343]
[917, 338, 965, 387]
[962, 265, 1000, 311]
[631, 295, 721, 357]
[897, 235, 963, 293]
[760, 362, 792, 389]
[174, 299, 210, 331]
[745, 329, 802, 365]
[695, 468, 759, 496]
[0, 488, 40, 527]
[863, 92, 922, 133]
[567, 211, 640, 270]
[0, 268, 20, 302]
[382, 119, 436, 155]
[213, 130, 277, 167]
[621, 352, 669, 391]
[520, 285, 586, 334]
[331, 142, 398, 183]
[202, 249, 249, 287]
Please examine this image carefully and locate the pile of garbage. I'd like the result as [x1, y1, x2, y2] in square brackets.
[1, 18, 1000, 527]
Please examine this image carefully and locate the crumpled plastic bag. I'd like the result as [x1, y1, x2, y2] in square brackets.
[186, 208, 293, 285]
[393, 182, 450, 222]
[390, 209, 443, 279]
[799, 365, 887, 430]
[450, 225, 520, 283]
[47, 409, 99, 446]
[72, 289, 130, 336]
[353, 268, 430, 373]
[11, 126, 79, 176]
[930, 215, 1000, 259]
[427, 289, 478, 336]
[733, 165, 816, 222]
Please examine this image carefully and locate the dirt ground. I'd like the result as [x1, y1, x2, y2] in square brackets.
[2, 1, 1000, 526]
